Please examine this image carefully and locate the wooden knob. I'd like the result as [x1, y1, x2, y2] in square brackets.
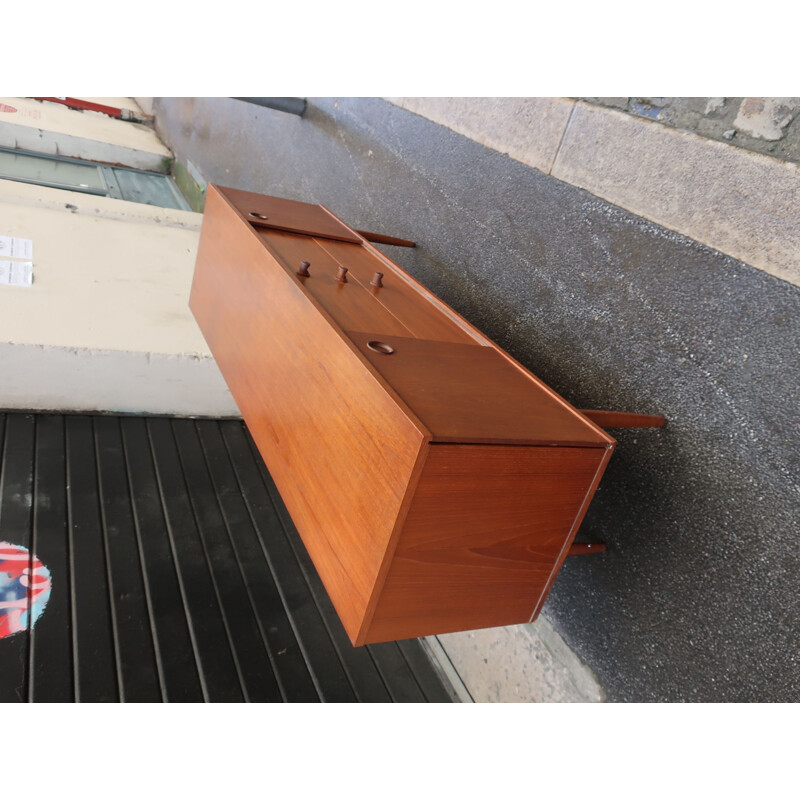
[370, 271, 384, 288]
[297, 261, 311, 277]
[336, 266, 348, 283]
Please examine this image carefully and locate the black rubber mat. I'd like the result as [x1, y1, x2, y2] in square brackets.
[0, 412, 455, 703]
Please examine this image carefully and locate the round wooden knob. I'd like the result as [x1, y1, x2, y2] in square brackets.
[336, 266, 349, 283]
[370, 271, 384, 288]
[297, 261, 311, 277]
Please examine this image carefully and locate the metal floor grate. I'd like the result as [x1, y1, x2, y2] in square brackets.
[0, 412, 455, 702]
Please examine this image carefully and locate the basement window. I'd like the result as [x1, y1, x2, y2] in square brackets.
[0, 146, 191, 211]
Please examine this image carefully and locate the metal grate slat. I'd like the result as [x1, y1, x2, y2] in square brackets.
[93, 416, 161, 701]
[170, 418, 282, 702]
[0, 414, 35, 702]
[29, 415, 72, 701]
[199, 421, 321, 702]
[147, 418, 243, 702]
[121, 417, 205, 702]
[65, 415, 118, 701]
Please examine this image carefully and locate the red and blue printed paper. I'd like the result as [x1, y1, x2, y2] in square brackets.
[0, 542, 52, 639]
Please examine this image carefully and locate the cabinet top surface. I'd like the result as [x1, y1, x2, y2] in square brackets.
[206, 185, 613, 449]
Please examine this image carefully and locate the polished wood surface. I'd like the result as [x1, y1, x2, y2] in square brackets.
[349, 332, 609, 447]
[190, 186, 429, 641]
[580, 410, 667, 428]
[365, 444, 606, 643]
[219, 185, 363, 243]
[355, 235, 619, 447]
[317, 238, 479, 345]
[191, 186, 619, 645]
[355, 229, 416, 248]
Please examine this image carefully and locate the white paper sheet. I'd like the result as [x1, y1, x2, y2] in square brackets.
[0, 235, 34, 259]
[0, 260, 33, 286]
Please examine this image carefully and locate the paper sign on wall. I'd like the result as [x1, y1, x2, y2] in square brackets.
[0, 261, 33, 286]
[0, 235, 33, 260]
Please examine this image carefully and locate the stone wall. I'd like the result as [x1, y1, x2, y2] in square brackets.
[581, 97, 800, 164]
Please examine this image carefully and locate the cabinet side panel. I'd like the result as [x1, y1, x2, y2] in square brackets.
[364, 444, 605, 643]
[190, 188, 425, 641]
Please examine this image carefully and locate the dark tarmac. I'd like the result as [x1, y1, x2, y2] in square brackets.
[153, 97, 800, 702]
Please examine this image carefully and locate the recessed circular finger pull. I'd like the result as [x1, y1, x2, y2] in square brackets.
[249, 211, 269, 220]
[297, 260, 311, 277]
[367, 341, 395, 355]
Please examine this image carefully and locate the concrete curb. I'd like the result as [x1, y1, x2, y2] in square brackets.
[0, 342, 239, 417]
[386, 98, 800, 289]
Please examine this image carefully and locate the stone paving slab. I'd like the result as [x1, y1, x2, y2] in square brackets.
[427, 617, 605, 703]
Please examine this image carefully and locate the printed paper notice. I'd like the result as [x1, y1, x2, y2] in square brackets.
[0, 261, 33, 287]
[0, 235, 33, 259]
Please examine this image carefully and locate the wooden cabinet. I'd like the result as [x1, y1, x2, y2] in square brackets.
[190, 185, 616, 646]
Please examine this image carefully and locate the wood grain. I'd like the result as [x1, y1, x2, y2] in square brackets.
[580, 410, 666, 428]
[217, 185, 362, 243]
[364, 444, 607, 643]
[190, 187, 429, 642]
[259, 229, 414, 336]
[317, 238, 478, 345]
[356, 236, 616, 448]
[192, 186, 620, 646]
[355, 230, 416, 248]
[348, 332, 609, 447]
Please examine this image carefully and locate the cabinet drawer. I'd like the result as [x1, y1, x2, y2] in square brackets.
[259, 229, 413, 337]
[318, 237, 478, 345]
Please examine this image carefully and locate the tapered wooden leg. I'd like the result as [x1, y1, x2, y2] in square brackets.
[356, 229, 416, 248]
[580, 410, 666, 428]
[567, 542, 606, 556]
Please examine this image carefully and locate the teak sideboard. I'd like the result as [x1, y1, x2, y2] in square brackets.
[191, 185, 624, 646]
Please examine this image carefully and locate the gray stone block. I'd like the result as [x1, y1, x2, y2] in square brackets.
[734, 98, 800, 141]
[553, 102, 800, 287]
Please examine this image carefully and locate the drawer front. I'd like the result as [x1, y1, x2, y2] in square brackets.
[258, 229, 414, 337]
[191, 189, 429, 641]
[316, 238, 478, 345]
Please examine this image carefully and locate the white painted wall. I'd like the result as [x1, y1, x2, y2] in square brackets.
[0, 180, 205, 354]
[133, 98, 155, 116]
[0, 178, 239, 416]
